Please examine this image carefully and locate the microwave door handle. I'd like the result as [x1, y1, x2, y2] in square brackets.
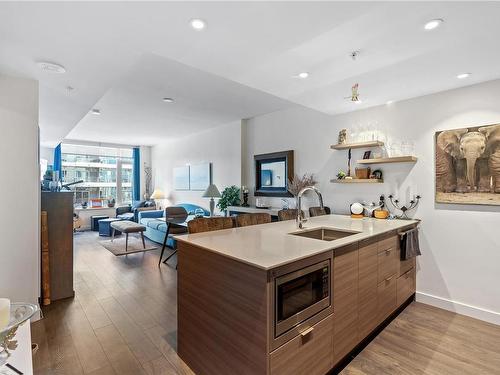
[300, 327, 314, 338]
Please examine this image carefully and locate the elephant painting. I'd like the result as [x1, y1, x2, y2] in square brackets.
[435, 123, 500, 205]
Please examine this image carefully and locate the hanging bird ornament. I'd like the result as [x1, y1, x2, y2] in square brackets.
[351, 83, 359, 102]
[345, 83, 360, 102]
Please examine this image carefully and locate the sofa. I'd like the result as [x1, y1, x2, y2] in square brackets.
[116, 200, 156, 222]
[138, 203, 210, 247]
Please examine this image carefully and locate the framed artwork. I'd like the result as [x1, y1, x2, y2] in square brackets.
[363, 151, 372, 159]
[190, 162, 211, 191]
[435, 123, 500, 205]
[173, 166, 190, 190]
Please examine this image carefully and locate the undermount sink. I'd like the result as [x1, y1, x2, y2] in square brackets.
[289, 227, 360, 241]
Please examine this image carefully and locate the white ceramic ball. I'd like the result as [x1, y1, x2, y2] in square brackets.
[351, 202, 364, 215]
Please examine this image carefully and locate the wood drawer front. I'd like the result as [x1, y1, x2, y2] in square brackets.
[378, 235, 398, 253]
[333, 245, 359, 363]
[270, 314, 333, 375]
[397, 268, 416, 306]
[399, 255, 416, 277]
[377, 247, 398, 284]
[358, 241, 378, 340]
[377, 276, 397, 323]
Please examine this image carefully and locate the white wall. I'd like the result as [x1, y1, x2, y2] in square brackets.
[40, 146, 54, 165]
[151, 121, 241, 213]
[0, 75, 40, 308]
[243, 79, 500, 324]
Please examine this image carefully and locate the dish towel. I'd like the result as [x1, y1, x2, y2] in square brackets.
[400, 228, 421, 261]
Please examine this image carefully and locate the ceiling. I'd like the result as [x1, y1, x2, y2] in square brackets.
[1, 2, 499, 147]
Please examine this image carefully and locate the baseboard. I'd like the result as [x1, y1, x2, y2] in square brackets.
[416, 291, 500, 326]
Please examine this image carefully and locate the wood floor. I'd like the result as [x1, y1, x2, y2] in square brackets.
[31, 231, 500, 375]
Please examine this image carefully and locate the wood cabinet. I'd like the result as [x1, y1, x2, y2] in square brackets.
[178, 225, 418, 375]
[41, 192, 74, 301]
[333, 243, 359, 362]
[332, 230, 417, 367]
[270, 315, 333, 375]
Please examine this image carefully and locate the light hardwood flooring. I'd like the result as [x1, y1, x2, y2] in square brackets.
[31, 231, 500, 374]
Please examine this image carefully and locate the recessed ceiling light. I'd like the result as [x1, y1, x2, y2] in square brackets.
[424, 18, 444, 30]
[37, 61, 66, 73]
[457, 73, 471, 79]
[190, 19, 206, 30]
[162, 97, 174, 103]
[91, 108, 101, 115]
[386, 100, 394, 105]
[295, 72, 309, 79]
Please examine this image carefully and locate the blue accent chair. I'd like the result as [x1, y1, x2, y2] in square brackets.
[138, 203, 210, 247]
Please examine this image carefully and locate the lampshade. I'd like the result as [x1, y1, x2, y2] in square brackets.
[150, 189, 165, 199]
[202, 184, 221, 198]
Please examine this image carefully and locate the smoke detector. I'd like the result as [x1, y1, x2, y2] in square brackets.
[350, 51, 360, 61]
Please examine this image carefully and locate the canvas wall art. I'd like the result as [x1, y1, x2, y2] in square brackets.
[435, 123, 500, 205]
[173, 166, 190, 190]
[189, 162, 211, 191]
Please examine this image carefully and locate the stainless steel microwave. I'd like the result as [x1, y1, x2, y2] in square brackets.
[274, 260, 331, 337]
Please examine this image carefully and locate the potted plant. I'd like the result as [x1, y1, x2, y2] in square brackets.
[217, 185, 240, 216]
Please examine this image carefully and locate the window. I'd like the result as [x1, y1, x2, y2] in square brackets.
[61, 144, 134, 205]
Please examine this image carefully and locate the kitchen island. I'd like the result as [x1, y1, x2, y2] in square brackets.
[176, 214, 419, 375]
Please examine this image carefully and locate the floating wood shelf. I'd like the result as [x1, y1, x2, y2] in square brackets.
[356, 156, 418, 164]
[330, 178, 384, 184]
[330, 141, 384, 150]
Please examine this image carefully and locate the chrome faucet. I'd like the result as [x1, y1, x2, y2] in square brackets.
[297, 186, 324, 229]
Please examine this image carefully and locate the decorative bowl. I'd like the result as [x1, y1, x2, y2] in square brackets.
[0, 303, 38, 366]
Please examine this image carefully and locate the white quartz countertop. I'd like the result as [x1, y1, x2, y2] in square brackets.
[175, 214, 418, 270]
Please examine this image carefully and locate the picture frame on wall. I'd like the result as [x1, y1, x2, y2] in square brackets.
[190, 162, 212, 191]
[173, 166, 190, 190]
[435, 123, 500, 206]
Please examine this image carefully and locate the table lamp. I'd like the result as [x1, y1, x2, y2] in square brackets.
[202, 184, 221, 217]
[150, 189, 165, 209]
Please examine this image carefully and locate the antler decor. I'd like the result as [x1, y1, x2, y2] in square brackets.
[288, 173, 317, 197]
[387, 194, 421, 219]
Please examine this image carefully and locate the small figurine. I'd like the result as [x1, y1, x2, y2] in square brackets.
[241, 186, 249, 207]
[338, 129, 347, 144]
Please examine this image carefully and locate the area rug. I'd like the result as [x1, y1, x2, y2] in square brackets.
[100, 236, 159, 256]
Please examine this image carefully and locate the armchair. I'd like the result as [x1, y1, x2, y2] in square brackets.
[116, 200, 156, 222]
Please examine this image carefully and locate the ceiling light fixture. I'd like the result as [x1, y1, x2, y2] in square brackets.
[91, 108, 101, 115]
[386, 100, 394, 105]
[354, 99, 363, 104]
[424, 18, 444, 30]
[162, 97, 174, 103]
[37, 61, 66, 74]
[190, 19, 206, 30]
[457, 73, 471, 79]
[294, 72, 309, 79]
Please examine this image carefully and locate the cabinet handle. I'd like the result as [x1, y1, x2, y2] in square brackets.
[300, 327, 314, 338]
[385, 275, 394, 282]
[385, 249, 392, 255]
